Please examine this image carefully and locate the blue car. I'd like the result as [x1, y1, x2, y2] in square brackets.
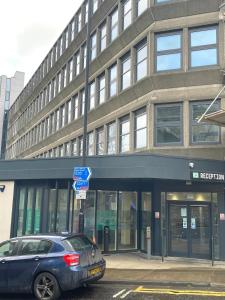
[0, 233, 105, 300]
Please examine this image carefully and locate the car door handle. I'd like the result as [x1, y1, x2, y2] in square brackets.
[0, 259, 6, 264]
[34, 256, 40, 261]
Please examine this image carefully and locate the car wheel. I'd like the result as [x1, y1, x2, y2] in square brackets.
[33, 272, 61, 300]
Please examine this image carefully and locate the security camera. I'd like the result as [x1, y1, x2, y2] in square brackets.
[0, 185, 5, 192]
[189, 162, 194, 169]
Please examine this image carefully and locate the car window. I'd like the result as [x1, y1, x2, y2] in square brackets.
[63, 236, 93, 252]
[0, 240, 18, 257]
[19, 239, 52, 256]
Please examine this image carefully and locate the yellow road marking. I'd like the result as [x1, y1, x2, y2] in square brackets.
[133, 287, 225, 297]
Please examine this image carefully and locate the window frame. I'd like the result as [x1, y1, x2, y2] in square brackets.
[154, 102, 183, 146]
[189, 100, 221, 145]
[189, 25, 219, 69]
[155, 30, 183, 73]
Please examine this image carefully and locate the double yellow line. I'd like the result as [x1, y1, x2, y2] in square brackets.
[134, 286, 225, 297]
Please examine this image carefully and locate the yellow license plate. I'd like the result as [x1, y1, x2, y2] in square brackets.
[89, 267, 101, 276]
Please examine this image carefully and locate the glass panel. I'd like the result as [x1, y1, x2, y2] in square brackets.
[136, 128, 147, 148]
[48, 188, 57, 232]
[0, 240, 18, 257]
[141, 192, 151, 251]
[34, 188, 42, 234]
[157, 34, 181, 51]
[57, 188, 68, 232]
[191, 29, 217, 47]
[138, 0, 148, 15]
[157, 105, 180, 123]
[192, 124, 219, 143]
[84, 191, 96, 241]
[157, 126, 181, 143]
[118, 192, 137, 250]
[72, 196, 81, 234]
[191, 49, 217, 67]
[169, 204, 188, 256]
[137, 60, 147, 81]
[25, 187, 34, 234]
[157, 53, 181, 71]
[167, 192, 211, 202]
[17, 187, 26, 236]
[96, 191, 117, 251]
[212, 193, 219, 260]
[190, 205, 210, 258]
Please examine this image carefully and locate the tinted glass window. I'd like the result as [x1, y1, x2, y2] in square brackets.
[0, 240, 18, 257]
[156, 32, 182, 71]
[19, 239, 52, 255]
[190, 27, 218, 68]
[64, 236, 93, 251]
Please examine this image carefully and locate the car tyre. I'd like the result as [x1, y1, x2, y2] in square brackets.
[33, 272, 61, 300]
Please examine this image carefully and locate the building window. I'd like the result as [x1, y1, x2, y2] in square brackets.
[98, 73, 106, 104]
[61, 105, 65, 128]
[91, 32, 97, 61]
[107, 122, 116, 154]
[74, 95, 79, 119]
[63, 66, 67, 88]
[72, 139, 77, 156]
[80, 90, 85, 116]
[137, 0, 148, 16]
[155, 103, 183, 145]
[190, 100, 220, 144]
[79, 136, 83, 156]
[122, 0, 132, 30]
[68, 59, 73, 82]
[96, 127, 104, 155]
[65, 29, 69, 49]
[57, 72, 62, 93]
[136, 39, 148, 81]
[52, 78, 56, 98]
[87, 132, 94, 156]
[121, 53, 131, 90]
[56, 109, 60, 131]
[77, 10, 82, 32]
[48, 82, 52, 102]
[190, 26, 218, 68]
[93, 0, 98, 13]
[67, 100, 72, 123]
[109, 64, 117, 98]
[110, 8, 119, 42]
[84, 1, 89, 24]
[156, 31, 182, 71]
[82, 43, 87, 69]
[99, 22, 107, 52]
[89, 81, 96, 110]
[134, 108, 147, 149]
[75, 51, 80, 76]
[71, 19, 75, 41]
[65, 142, 71, 156]
[119, 115, 130, 152]
[59, 36, 63, 56]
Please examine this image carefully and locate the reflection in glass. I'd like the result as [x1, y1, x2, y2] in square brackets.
[157, 53, 181, 71]
[141, 193, 151, 251]
[84, 191, 96, 241]
[57, 189, 68, 232]
[96, 191, 117, 250]
[191, 49, 217, 67]
[48, 188, 57, 232]
[118, 192, 137, 250]
[25, 188, 34, 234]
[17, 187, 26, 236]
[34, 188, 42, 234]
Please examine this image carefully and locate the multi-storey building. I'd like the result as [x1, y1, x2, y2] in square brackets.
[0, 72, 24, 158]
[2, 0, 225, 260]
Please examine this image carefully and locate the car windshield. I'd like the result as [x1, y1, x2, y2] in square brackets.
[63, 236, 93, 252]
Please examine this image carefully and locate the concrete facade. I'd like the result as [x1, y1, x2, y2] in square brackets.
[5, 0, 225, 161]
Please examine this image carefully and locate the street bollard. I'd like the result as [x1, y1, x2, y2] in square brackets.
[146, 226, 151, 260]
[103, 226, 110, 255]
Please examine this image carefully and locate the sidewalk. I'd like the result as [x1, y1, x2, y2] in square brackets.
[101, 253, 225, 287]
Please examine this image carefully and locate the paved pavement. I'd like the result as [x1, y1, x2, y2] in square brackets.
[102, 253, 225, 287]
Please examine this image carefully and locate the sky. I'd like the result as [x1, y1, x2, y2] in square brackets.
[0, 0, 83, 84]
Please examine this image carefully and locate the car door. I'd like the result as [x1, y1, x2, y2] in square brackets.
[7, 238, 52, 292]
[0, 239, 19, 292]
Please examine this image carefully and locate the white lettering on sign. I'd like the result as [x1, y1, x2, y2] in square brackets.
[199, 173, 224, 181]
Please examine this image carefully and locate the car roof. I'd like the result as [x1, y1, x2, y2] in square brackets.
[10, 233, 85, 241]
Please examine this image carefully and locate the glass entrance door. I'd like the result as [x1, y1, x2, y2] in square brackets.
[169, 203, 211, 259]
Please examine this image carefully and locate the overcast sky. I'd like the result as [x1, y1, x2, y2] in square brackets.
[0, 0, 83, 84]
